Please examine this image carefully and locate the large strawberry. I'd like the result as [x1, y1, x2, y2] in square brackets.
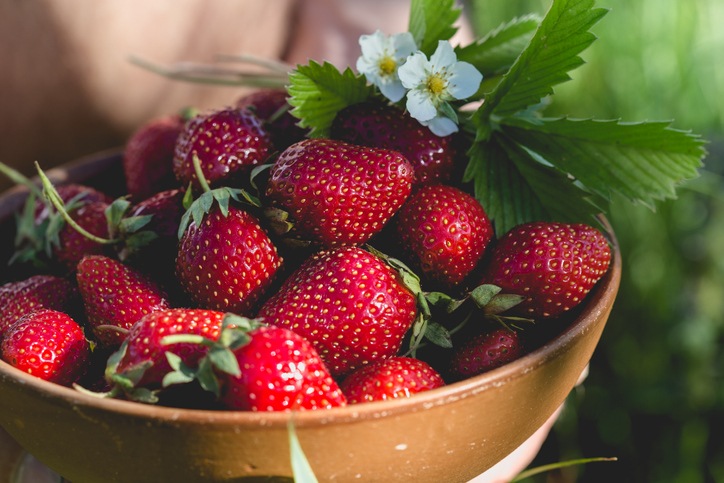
[331, 101, 457, 184]
[447, 327, 523, 381]
[395, 183, 494, 289]
[123, 113, 186, 201]
[257, 246, 417, 377]
[482, 222, 612, 319]
[0, 274, 80, 337]
[265, 138, 414, 247]
[105, 308, 226, 393]
[173, 107, 273, 191]
[176, 204, 282, 315]
[1, 309, 90, 386]
[76, 255, 171, 348]
[235, 89, 307, 150]
[215, 325, 347, 411]
[340, 356, 445, 404]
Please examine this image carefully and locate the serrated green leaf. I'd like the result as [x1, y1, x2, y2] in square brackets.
[470, 284, 502, 308]
[464, 135, 602, 235]
[502, 117, 706, 207]
[118, 214, 153, 235]
[424, 321, 453, 348]
[408, 0, 461, 55]
[456, 14, 541, 78]
[208, 346, 241, 377]
[161, 352, 197, 387]
[106, 198, 131, 229]
[287, 61, 373, 138]
[475, 0, 608, 132]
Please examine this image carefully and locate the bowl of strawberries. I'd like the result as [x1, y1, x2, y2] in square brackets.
[0, 0, 707, 481]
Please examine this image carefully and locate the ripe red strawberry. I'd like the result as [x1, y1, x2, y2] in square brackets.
[33, 183, 111, 224]
[0, 274, 80, 337]
[219, 325, 347, 411]
[331, 101, 457, 184]
[448, 327, 523, 381]
[123, 114, 186, 201]
[176, 205, 282, 315]
[265, 138, 414, 247]
[236, 89, 307, 150]
[257, 246, 417, 377]
[340, 356, 445, 404]
[1, 309, 90, 386]
[53, 200, 112, 271]
[173, 107, 273, 191]
[107, 308, 226, 390]
[395, 184, 494, 288]
[483, 222, 612, 319]
[76, 255, 171, 348]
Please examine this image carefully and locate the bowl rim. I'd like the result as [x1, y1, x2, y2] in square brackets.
[0, 150, 622, 429]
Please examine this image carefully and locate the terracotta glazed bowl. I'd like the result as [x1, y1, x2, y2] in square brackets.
[0, 150, 621, 483]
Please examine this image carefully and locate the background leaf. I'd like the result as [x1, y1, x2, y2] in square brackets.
[408, 0, 461, 55]
[287, 61, 373, 138]
[502, 117, 707, 206]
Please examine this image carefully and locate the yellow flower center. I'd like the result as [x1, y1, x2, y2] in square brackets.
[427, 75, 447, 95]
[378, 56, 397, 76]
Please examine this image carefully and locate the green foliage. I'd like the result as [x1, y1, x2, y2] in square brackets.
[408, 0, 461, 55]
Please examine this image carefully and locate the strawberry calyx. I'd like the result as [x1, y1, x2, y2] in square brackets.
[160, 314, 262, 398]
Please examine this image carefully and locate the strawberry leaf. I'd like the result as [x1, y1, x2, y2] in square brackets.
[162, 352, 197, 387]
[288, 420, 319, 483]
[408, 0, 461, 56]
[474, 0, 608, 138]
[456, 14, 541, 79]
[424, 321, 453, 348]
[502, 117, 707, 207]
[287, 61, 373, 138]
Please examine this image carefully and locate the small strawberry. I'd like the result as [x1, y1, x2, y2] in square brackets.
[53, 200, 113, 271]
[236, 89, 307, 150]
[395, 184, 494, 289]
[265, 138, 414, 247]
[34, 184, 112, 225]
[483, 222, 612, 319]
[257, 246, 417, 377]
[0, 274, 80, 337]
[331, 101, 457, 184]
[213, 324, 346, 411]
[123, 113, 186, 201]
[176, 204, 282, 315]
[1, 308, 90, 386]
[340, 356, 445, 404]
[105, 308, 226, 394]
[173, 107, 273, 191]
[447, 327, 523, 381]
[76, 255, 171, 348]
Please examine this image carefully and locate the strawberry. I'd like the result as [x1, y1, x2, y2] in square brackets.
[1, 308, 90, 386]
[53, 200, 112, 271]
[448, 327, 523, 381]
[235, 89, 307, 150]
[123, 114, 186, 201]
[173, 107, 273, 191]
[76, 255, 171, 348]
[33, 183, 111, 225]
[265, 138, 414, 247]
[483, 222, 612, 319]
[106, 308, 226, 392]
[257, 246, 417, 377]
[340, 356, 445, 404]
[331, 101, 457, 184]
[0, 274, 80, 337]
[176, 204, 282, 315]
[395, 184, 494, 289]
[217, 325, 347, 411]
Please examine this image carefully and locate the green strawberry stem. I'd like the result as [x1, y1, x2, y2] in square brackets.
[511, 456, 618, 482]
[35, 162, 117, 246]
[0, 161, 44, 199]
[214, 53, 292, 74]
[288, 418, 319, 483]
[192, 154, 212, 193]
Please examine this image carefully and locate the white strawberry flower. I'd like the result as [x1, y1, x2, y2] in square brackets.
[398, 40, 483, 136]
[356, 30, 417, 103]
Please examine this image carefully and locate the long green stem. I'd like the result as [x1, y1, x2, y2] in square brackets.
[512, 456, 618, 481]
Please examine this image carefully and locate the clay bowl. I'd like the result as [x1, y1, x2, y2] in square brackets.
[0, 150, 621, 483]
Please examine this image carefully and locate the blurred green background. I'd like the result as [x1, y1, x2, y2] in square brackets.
[467, 0, 724, 482]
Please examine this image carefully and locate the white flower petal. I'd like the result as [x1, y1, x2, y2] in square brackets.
[359, 30, 388, 60]
[398, 52, 429, 89]
[447, 61, 483, 99]
[429, 41, 457, 71]
[378, 80, 406, 103]
[393, 32, 417, 59]
[406, 88, 437, 122]
[423, 115, 459, 137]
